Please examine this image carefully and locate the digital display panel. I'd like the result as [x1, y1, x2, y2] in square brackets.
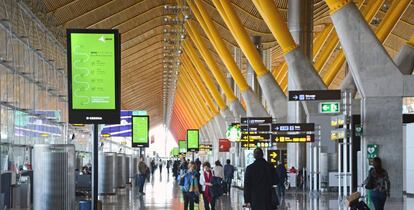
[131, 115, 149, 147]
[172, 148, 179, 157]
[67, 29, 120, 124]
[187, 129, 199, 151]
[179, 140, 187, 154]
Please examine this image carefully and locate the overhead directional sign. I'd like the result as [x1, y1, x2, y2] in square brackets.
[241, 117, 272, 125]
[288, 90, 341, 101]
[271, 123, 315, 132]
[267, 150, 279, 167]
[199, 144, 213, 152]
[241, 133, 271, 141]
[319, 102, 340, 114]
[241, 125, 271, 132]
[272, 134, 315, 143]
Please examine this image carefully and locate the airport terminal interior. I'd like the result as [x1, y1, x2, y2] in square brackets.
[0, 0, 414, 209]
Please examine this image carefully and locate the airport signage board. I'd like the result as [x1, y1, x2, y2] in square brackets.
[172, 148, 179, 157]
[199, 144, 213, 152]
[179, 140, 187, 154]
[319, 102, 340, 114]
[241, 117, 272, 125]
[67, 29, 121, 124]
[288, 90, 341, 101]
[219, 139, 231, 152]
[226, 123, 241, 142]
[187, 129, 199, 152]
[241, 125, 271, 132]
[267, 150, 280, 167]
[367, 144, 378, 159]
[272, 134, 315, 143]
[131, 115, 149, 147]
[271, 123, 315, 132]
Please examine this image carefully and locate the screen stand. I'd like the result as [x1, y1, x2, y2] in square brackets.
[92, 124, 99, 210]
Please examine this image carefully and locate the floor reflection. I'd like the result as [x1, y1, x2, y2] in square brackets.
[100, 170, 410, 210]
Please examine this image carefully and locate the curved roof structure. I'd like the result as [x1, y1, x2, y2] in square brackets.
[26, 0, 414, 140]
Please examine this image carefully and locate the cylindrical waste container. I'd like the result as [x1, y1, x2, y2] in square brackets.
[98, 152, 116, 194]
[129, 157, 138, 178]
[33, 144, 75, 210]
[116, 154, 126, 188]
[125, 156, 130, 184]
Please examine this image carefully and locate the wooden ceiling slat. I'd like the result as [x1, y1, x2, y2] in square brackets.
[65, 0, 140, 28]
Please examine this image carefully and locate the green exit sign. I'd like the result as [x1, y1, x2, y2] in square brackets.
[319, 102, 340, 113]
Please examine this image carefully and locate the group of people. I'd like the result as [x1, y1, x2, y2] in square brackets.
[178, 158, 236, 210]
[135, 150, 391, 210]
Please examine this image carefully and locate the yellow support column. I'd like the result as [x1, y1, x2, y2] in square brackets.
[323, 0, 410, 85]
[183, 41, 226, 110]
[181, 68, 217, 120]
[182, 61, 219, 114]
[185, 21, 237, 103]
[213, 0, 269, 77]
[189, 0, 249, 92]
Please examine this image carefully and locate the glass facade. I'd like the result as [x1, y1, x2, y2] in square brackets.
[0, 1, 138, 173]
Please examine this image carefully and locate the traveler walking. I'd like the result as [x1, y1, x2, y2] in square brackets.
[364, 157, 390, 210]
[243, 148, 278, 210]
[150, 159, 156, 176]
[200, 162, 217, 210]
[224, 159, 236, 195]
[167, 160, 171, 175]
[275, 161, 288, 199]
[159, 160, 163, 175]
[137, 156, 149, 195]
[213, 160, 224, 180]
[181, 161, 199, 210]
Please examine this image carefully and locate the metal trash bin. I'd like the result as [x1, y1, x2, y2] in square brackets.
[116, 154, 126, 188]
[98, 152, 116, 195]
[33, 144, 75, 210]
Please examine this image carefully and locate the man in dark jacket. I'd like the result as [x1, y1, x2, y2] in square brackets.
[244, 148, 278, 210]
[224, 159, 236, 195]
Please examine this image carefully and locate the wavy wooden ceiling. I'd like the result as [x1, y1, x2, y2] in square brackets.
[26, 0, 414, 130]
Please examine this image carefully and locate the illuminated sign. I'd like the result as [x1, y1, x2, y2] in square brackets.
[241, 117, 272, 125]
[226, 123, 241, 142]
[272, 134, 315, 143]
[131, 115, 149, 147]
[172, 148, 179, 157]
[179, 140, 187, 154]
[271, 123, 315, 132]
[67, 29, 120, 124]
[319, 102, 340, 114]
[288, 90, 341, 101]
[187, 129, 199, 151]
[219, 139, 231, 152]
[199, 144, 213, 152]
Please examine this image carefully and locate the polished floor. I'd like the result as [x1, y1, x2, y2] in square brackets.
[100, 169, 411, 210]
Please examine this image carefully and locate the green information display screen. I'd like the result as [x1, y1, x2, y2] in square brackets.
[67, 29, 120, 124]
[172, 148, 179, 157]
[179, 140, 187, 154]
[132, 115, 149, 147]
[70, 33, 116, 109]
[187, 129, 199, 151]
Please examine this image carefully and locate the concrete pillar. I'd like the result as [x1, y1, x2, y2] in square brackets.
[326, 2, 409, 197]
[341, 43, 414, 97]
[362, 97, 403, 197]
[287, 0, 313, 170]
